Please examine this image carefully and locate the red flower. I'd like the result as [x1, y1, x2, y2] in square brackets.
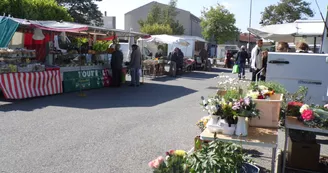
[288, 102, 304, 107]
[257, 95, 264, 99]
[169, 150, 175, 155]
[301, 109, 314, 121]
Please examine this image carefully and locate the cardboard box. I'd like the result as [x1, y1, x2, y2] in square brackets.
[287, 137, 320, 171]
[249, 94, 283, 128]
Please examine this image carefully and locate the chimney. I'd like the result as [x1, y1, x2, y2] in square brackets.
[104, 11, 107, 17]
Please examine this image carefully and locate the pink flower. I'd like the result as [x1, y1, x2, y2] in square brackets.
[157, 156, 164, 164]
[148, 161, 155, 168]
[302, 109, 314, 121]
[324, 104, 328, 109]
[152, 160, 160, 168]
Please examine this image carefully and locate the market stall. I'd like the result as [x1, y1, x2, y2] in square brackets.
[0, 16, 148, 99]
[0, 17, 63, 99]
[137, 35, 190, 77]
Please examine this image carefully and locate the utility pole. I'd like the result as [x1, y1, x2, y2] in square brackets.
[248, 0, 253, 52]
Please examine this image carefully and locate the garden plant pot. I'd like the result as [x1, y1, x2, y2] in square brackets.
[239, 163, 260, 173]
[235, 116, 248, 136]
[249, 93, 283, 128]
[222, 124, 236, 135]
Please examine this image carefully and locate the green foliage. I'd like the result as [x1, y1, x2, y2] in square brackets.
[1, 0, 73, 21]
[139, 0, 185, 35]
[188, 139, 251, 173]
[260, 0, 314, 25]
[249, 81, 287, 94]
[140, 23, 173, 35]
[92, 41, 111, 53]
[200, 4, 239, 44]
[56, 0, 103, 26]
[223, 89, 243, 101]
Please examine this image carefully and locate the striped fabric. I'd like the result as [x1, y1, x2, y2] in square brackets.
[0, 69, 63, 99]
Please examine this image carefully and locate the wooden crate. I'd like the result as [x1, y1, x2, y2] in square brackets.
[249, 94, 283, 128]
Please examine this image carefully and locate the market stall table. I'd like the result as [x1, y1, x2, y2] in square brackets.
[0, 69, 63, 99]
[200, 127, 278, 173]
[282, 116, 328, 173]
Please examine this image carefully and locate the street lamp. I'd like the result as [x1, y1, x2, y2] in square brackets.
[248, 0, 253, 52]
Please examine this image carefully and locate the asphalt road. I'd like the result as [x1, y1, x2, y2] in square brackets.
[0, 68, 327, 173]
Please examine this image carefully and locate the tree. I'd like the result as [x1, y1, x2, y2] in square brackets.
[56, 0, 103, 26]
[0, 0, 73, 21]
[200, 4, 239, 44]
[138, 0, 184, 35]
[140, 23, 173, 35]
[260, 0, 314, 25]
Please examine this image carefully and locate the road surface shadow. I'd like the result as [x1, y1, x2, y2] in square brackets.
[0, 82, 197, 112]
[244, 149, 264, 158]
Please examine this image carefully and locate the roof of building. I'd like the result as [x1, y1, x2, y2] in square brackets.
[239, 33, 257, 43]
[125, 1, 200, 21]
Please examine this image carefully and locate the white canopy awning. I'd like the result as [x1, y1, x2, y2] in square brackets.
[138, 34, 190, 46]
[247, 20, 324, 42]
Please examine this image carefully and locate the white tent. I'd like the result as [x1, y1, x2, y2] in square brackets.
[138, 34, 190, 46]
[247, 20, 324, 42]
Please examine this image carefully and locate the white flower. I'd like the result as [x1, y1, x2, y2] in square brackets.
[300, 104, 310, 114]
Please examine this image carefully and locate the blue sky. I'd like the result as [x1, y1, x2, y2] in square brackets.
[97, 0, 327, 32]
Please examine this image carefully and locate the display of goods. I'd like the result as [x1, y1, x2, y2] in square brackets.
[0, 48, 36, 58]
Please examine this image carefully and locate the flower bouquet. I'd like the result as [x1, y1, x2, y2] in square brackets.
[231, 96, 260, 136]
[295, 104, 328, 129]
[217, 74, 250, 96]
[247, 85, 275, 100]
[200, 96, 238, 134]
[196, 116, 210, 132]
[149, 150, 188, 173]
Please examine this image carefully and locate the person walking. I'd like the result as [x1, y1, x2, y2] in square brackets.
[111, 44, 123, 87]
[235, 45, 248, 80]
[251, 39, 263, 82]
[129, 44, 141, 87]
[177, 48, 184, 75]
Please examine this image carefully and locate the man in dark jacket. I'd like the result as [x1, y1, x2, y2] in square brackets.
[177, 48, 184, 74]
[169, 48, 179, 77]
[235, 45, 248, 80]
[111, 44, 123, 87]
[199, 48, 208, 71]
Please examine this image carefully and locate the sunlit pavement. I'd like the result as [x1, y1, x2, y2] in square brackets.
[1, 68, 327, 173]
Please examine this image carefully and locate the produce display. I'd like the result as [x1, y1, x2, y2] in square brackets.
[0, 48, 45, 74]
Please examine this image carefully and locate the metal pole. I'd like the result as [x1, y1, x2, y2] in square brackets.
[248, 0, 253, 52]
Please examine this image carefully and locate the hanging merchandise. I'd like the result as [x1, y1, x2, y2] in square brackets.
[32, 28, 45, 40]
[60, 31, 67, 43]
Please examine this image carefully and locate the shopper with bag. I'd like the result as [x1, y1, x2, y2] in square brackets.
[129, 44, 141, 87]
[235, 45, 248, 80]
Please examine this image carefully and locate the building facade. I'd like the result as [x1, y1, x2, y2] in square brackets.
[124, 1, 202, 37]
[103, 16, 116, 29]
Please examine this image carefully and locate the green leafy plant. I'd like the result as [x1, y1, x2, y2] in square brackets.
[249, 81, 287, 94]
[188, 135, 252, 173]
[223, 89, 243, 101]
[92, 41, 111, 53]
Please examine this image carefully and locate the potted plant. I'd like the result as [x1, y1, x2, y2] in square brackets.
[188, 137, 259, 173]
[232, 96, 260, 136]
